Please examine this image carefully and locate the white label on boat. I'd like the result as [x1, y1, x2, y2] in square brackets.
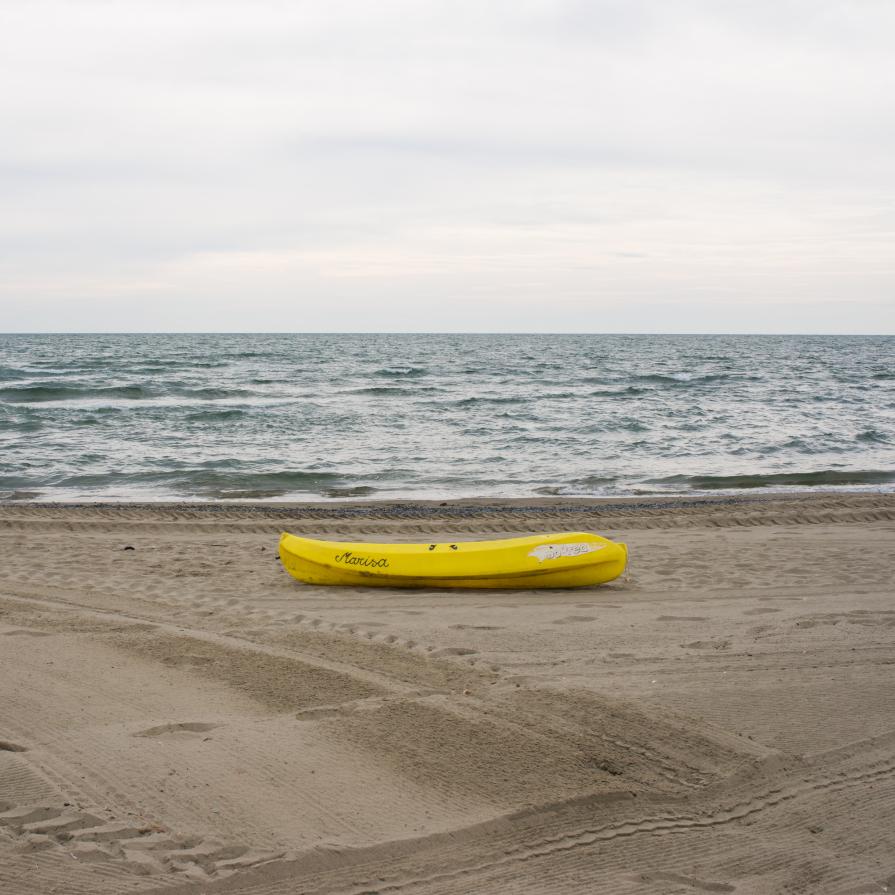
[528, 542, 605, 562]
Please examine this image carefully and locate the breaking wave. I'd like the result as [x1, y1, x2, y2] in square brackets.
[648, 470, 895, 490]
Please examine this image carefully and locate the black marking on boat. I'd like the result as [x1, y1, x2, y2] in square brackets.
[334, 551, 389, 568]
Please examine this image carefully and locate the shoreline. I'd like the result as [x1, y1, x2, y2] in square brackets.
[4, 487, 895, 509]
[4, 480, 895, 509]
[2, 490, 893, 525]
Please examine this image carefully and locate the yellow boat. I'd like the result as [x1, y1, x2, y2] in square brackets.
[278, 531, 627, 589]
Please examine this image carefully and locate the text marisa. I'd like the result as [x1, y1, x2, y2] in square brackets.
[333, 551, 390, 568]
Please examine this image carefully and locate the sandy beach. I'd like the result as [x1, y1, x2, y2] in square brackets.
[1, 493, 894, 894]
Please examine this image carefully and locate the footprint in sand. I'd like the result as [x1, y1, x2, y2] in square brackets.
[430, 647, 478, 657]
[134, 722, 219, 738]
[449, 624, 502, 631]
[164, 654, 214, 668]
[635, 871, 735, 893]
[657, 615, 708, 622]
[0, 740, 28, 752]
[551, 615, 598, 624]
[682, 639, 731, 650]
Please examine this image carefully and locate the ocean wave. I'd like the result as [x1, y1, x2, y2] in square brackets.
[588, 386, 648, 398]
[0, 383, 259, 404]
[373, 366, 428, 378]
[576, 474, 618, 486]
[574, 418, 650, 434]
[534, 475, 618, 496]
[183, 408, 250, 422]
[70, 416, 104, 427]
[44, 468, 362, 499]
[320, 485, 378, 498]
[190, 471, 371, 499]
[647, 469, 895, 490]
[0, 490, 42, 500]
[0, 384, 150, 403]
[0, 417, 42, 433]
[633, 372, 744, 386]
[0, 366, 31, 381]
[0, 472, 40, 490]
[636, 373, 700, 383]
[453, 395, 526, 406]
[168, 386, 258, 400]
[344, 385, 445, 397]
[856, 429, 890, 444]
[586, 372, 758, 390]
[127, 361, 229, 374]
[746, 436, 849, 457]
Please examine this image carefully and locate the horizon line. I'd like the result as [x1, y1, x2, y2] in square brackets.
[1, 331, 893, 337]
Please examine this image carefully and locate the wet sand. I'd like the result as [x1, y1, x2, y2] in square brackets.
[1, 493, 894, 894]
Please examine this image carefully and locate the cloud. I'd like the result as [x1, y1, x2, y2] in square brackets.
[0, 0, 893, 332]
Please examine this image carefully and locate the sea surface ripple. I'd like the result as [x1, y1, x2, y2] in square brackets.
[1, 333, 893, 502]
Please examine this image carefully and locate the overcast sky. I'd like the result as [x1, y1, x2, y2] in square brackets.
[1, 0, 893, 333]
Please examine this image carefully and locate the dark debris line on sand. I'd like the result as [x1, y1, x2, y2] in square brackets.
[0, 494, 817, 519]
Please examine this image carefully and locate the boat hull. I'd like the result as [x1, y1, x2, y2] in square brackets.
[279, 531, 627, 589]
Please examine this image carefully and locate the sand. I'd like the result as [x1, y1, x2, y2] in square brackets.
[1, 493, 894, 894]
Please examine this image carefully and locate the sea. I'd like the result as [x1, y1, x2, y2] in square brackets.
[0, 333, 893, 503]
